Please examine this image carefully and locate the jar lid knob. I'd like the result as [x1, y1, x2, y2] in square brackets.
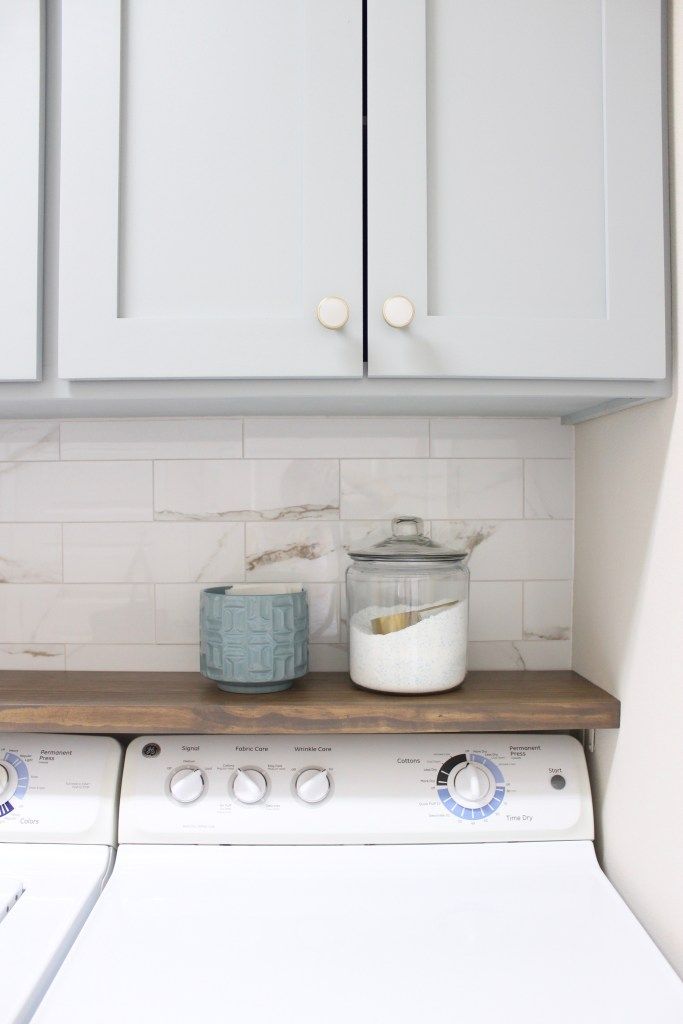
[392, 516, 424, 537]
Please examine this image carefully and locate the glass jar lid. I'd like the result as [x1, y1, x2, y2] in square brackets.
[348, 516, 467, 563]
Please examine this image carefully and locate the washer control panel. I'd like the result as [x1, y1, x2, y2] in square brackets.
[120, 733, 592, 845]
[0, 733, 122, 844]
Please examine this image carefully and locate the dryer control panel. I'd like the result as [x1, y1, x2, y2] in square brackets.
[119, 733, 592, 845]
[0, 733, 122, 845]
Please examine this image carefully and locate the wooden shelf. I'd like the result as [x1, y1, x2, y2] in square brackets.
[0, 670, 619, 735]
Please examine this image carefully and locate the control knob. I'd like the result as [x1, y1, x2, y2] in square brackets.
[453, 763, 490, 803]
[169, 768, 206, 804]
[295, 769, 330, 804]
[0, 764, 9, 799]
[232, 768, 267, 805]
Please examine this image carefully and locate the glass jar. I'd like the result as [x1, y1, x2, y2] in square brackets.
[346, 516, 469, 694]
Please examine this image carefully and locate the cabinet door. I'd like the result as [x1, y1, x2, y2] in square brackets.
[0, 0, 43, 381]
[368, 0, 667, 380]
[59, 1, 362, 380]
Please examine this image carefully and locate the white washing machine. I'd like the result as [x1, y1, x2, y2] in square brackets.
[0, 733, 121, 1024]
[34, 733, 682, 1023]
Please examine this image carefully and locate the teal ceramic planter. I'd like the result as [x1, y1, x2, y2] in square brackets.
[200, 585, 308, 693]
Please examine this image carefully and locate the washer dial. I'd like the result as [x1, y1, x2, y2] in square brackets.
[0, 753, 29, 818]
[436, 753, 505, 820]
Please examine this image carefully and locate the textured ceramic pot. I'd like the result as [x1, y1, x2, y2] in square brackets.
[200, 585, 308, 693]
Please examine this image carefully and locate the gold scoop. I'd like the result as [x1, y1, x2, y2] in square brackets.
[371, 600, 458, 636]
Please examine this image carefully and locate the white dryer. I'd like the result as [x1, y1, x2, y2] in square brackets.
[33, 733, 682, 1023]
[0, 733, 121, 1024]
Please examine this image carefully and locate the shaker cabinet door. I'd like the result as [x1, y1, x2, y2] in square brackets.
[58, 0, 362, 379]
[0, 0, 43, 381]
[368, 0, 667, 380]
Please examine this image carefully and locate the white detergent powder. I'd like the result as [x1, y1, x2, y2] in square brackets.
[349, 600, 468, 693]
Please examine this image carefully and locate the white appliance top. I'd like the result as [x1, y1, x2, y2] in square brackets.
[120, 732, 593, 844]
[0, 734, 122, 1024]
[33, 841, 683, 1024]
[0, 733, 122, 844]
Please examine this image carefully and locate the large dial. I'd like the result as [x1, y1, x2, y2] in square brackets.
[436, 753, 505, 820]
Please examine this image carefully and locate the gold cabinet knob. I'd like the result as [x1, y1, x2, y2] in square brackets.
[382, 295, 415, 328]
[316, 296, 349, 330]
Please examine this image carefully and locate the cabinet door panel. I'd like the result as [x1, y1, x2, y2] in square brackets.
[59, 0, 362, 379]
[368, 0, 667, 380]
[0, 0, 43, 381]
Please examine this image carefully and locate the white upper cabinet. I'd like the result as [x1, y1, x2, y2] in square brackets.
[0, 0, 43, 381]
[368, 0, 667, 380]
[58, 0, 362, 380]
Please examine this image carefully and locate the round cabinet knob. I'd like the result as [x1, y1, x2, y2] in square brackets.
[0, 764, 9, 800]
[316, 296, 349, 330]
[169, 768, 206, 805]
[453, 764, 490, 803]
[382, 295, 415, 328]
[232, 768, 267, 805]
[295, 769, 330, 805]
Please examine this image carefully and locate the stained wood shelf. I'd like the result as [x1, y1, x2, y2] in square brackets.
[0, 670, 619, 735]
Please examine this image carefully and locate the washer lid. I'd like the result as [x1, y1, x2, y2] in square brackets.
[32, 843, 683, 1024]
[0, 844, 113, 1024]
[348, 516, 467, 562]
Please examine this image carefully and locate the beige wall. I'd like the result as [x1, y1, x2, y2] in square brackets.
[573, 2, 683, 977]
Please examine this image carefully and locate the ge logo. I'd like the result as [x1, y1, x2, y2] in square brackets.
[142, 742, 161, 758]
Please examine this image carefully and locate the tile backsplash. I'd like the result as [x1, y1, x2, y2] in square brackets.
[0, 417, 574, 673]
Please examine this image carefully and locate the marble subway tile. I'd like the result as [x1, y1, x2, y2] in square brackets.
[431, 520, 573, 581]
[0, 644, 66, 669]
[65, 644, 200, 671]
[308, 643, 350, 672]
[523, 581, 572, 641]
[154, 460, 339, 521]
[60, 417, 242, 460]
[244, 417, 429, 458]
[524, 459, 574, 519]
[155, 581, 339, 643]
[245, 522, 341, 582]
[0, 585, 155, 643]
[155, 583, 211, 644]
[63, 523, 245, 583]
[0, 525, 62, 582]
[466, 640, 571, 670]
[0, 420, 59, 461]
[305, 583, 341, 642]
[430, 417, 574, 458]
[468, 582, 523, 641]
[0, 462, 153, 522]
[340, 460, 523, 520]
